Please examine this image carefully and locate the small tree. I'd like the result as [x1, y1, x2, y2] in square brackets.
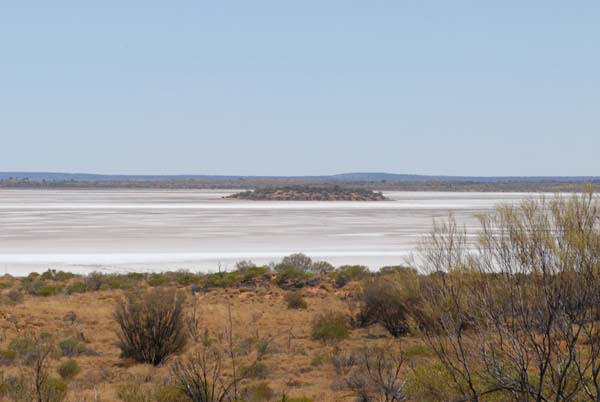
[418, 192, 600, 401]
[277, 253, 313, 273]
[312, 261, 335, 274]
[115, 288, 187, 365]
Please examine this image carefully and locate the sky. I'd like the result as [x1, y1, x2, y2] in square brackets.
[1, 1, 599, 177]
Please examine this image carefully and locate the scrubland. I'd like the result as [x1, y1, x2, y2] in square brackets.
[0, 264, 421, 402]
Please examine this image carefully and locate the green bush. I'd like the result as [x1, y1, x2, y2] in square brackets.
[126, 272, 146, 281]
[280, 396, 313, 402]
[153, 384, 188, 402]
[275, 268, 313, 286]
[284, 292, 307, 309]
[41, 269, 76, 282]
[0, 381, 8, 396]
[65, 281, 88, 294]
[41, 378, 68, 402]
[405, 361, 459, 402]
[241, 266, 271, 281]
[8, 336, 37, 358]
[118, 381, 186, 402]
[147, 273, 170, 287]
[174, 271, 201, 286]
[338, 265, 369, 277]
[334, 265, 369, 288]
[58, 338, 84, 357]
[402, 343, 435, 359]
[379, 265, 418, 276]
[0, 349, 17, 366]
[204, 271, 241, 288]
[101, 274, 137, 290]
[57, 359, 81, 380]
[23, 277, 63, 297]
[117, 383, 154, 402]
[118, 381, 188, 402]
[242, 382, 275, 401]
[311, 311, 350, 345]
[37, 283, 62, 297]
[310, 353, 329, 367]
[240, 362, 269, 379]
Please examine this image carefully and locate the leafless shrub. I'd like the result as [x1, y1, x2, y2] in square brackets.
[62, 312, 77, 326]
[187, 297, 203, 343]
[171, 347, 237, 402]
[331, 351, 357, 376]
[114, 287, 187, 365]
[225, 301, 239, 400]
[343, 347, 406, 402]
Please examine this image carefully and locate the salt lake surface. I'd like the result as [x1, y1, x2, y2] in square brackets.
[0, 189, 542, 275]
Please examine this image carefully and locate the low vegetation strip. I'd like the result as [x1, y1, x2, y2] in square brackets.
[1, 177, 598, 192]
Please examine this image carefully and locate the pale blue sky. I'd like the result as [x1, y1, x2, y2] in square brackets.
[1, 1, 598, 176]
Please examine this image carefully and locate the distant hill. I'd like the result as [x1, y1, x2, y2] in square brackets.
[0, 172, 250, 181]
[2, 171, 600, 192]
[331, 172, 600, 183]
[1, 171, 599, 183]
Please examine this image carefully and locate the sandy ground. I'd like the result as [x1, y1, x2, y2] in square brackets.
[0, 283, 431, 401]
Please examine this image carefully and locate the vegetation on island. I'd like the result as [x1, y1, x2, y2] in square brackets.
[2, 193, 600, 401]
[226, 186, 388, 201]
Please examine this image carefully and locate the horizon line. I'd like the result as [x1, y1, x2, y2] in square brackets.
[2, 170, 600, 180]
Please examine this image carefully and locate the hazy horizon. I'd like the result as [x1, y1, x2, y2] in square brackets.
[1, 170, 600, 180]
